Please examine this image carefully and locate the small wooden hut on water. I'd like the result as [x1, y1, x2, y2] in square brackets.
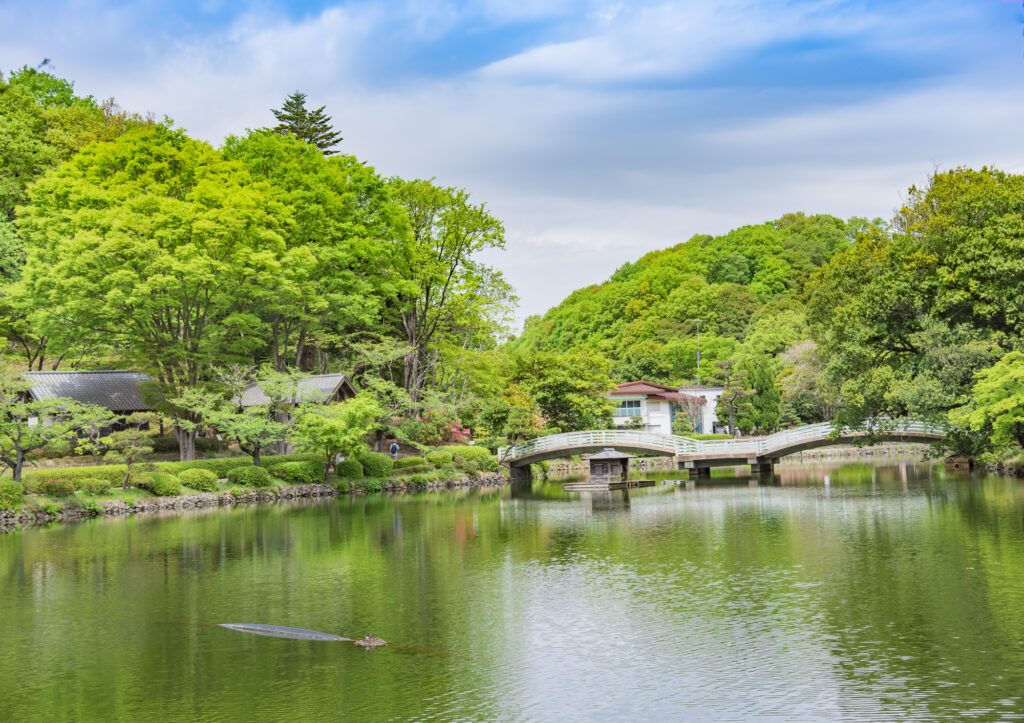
[563, 448, 655, 491]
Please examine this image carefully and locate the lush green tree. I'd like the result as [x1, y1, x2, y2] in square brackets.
[508, 347, 615, 432]
[0, 366, 113, 482]
[17, 125, 296, 459]
[271, 91, 343, 155]
[389, 178, 514, 402]
[292, 393, 382, 480]
[713, 359, 752, 435]
[953, 352, 1024, 448]
[737, 354, 781, 433]
[100, 413, 159, 488]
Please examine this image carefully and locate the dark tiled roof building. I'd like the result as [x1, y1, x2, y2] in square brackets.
[22, 371, 154, 412]
[237, 373, 356, 408]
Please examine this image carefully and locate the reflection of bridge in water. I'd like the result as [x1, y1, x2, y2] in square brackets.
[500, 420, 948, 480]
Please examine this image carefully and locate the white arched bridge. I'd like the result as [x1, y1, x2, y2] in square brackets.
[499, 419, 949, 479]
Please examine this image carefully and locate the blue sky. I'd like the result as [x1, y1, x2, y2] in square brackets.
[2, 0, 1024, 328]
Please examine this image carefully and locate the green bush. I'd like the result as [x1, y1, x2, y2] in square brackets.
[150, 435, 180, 453]
[229, 487, 248, 499]
[362, 478, 384, 493]
[76, 477, 111, 495]
[395, 463, 432, 475]
[194, 436, 227, 453]
[357, 452, 394, 478]
[157, 457, 254, 478]
[23, 464, 127, 490]
[455, 457, 481, 475]
[226, 465, 272, 488]
[408, 474, 428, 486]
[336, 458, 363, 479]
[258, 452, 321, 467]
[395, 456, 427, 469]
[40, 479, 75, 497]
[81, 500, 103, 514]
[334, 479, 350, 494]
[269, 461, 321, 485]
[468, 436, 505, 453]
[178, 468, 218, 492]
[425, 451, 453, 468]
[0, 480, 23, 511]
[144, 472, 182, 497]
[438, 445, 491, 461]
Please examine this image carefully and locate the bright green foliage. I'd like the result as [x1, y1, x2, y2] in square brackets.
[178, 468, 218, 492]
[0, 480, 22, 510]
[356, 452, 393, 478]
[100, 413, 158, 488]
[22, 465, 127, 490]
[39, 479, 74, 497]
[17, 125, 296, 457]
[506, 347, 615, 433]
[226, 465, 272, 488]
[268, 461, 321, 485]
[806, 168, 1019, 435]
[144, 473, 182, 497]
[0, 365, 116, 482]
[953, 352, 1024, 448]
[425, 451, 453, 468]
[292, 393, 381, 479]
[271, 92, 343, 155]
[737, 354, 781, 433]
[512, 213, 858, 388]
[335, 459, 363, 479]
[395, 456, 426, 469]
[389, 178, 514, 402]
[76, 477, 111, 495]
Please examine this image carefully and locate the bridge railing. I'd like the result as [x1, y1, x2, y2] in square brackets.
[499, 418, 949, 463]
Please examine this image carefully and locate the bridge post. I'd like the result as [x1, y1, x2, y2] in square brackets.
[688, 466, 711, 481]
[508, 464, 532, 483]
[751, 460, 776, 477]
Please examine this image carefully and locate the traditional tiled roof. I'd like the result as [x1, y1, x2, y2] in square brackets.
[610, 380, 679, 395]
[22, 370, 154, 412]
[238, 373, 356, 408]
[678, 384, 726, 391]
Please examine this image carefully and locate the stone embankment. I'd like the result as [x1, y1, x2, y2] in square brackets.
[0, 472, 507, 533]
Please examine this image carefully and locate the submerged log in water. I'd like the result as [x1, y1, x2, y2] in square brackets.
[219, 623, 353, 642]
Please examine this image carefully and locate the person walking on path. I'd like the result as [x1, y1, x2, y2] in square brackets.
[389, 441, 400, 459]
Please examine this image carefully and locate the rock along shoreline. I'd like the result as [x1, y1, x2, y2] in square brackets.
[0, 472, 508, 534]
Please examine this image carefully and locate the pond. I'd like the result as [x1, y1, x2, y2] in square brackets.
[2, 459, 1024, 721]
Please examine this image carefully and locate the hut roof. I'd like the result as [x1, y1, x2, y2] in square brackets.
[583, 448, 637, 461]
[22, 370, 154, 412]
[238, 373, 356, 408]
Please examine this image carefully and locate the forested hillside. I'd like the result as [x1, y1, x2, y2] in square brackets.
[511, 213, 881, 431]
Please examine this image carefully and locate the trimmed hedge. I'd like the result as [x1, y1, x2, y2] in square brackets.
[394, 463, 432, 475]
[179, 468, 218, 492]
[395, 456, 426, 469]
[425, 451, 453, 468]
[157, 457, 254, 478]
[357, 452, 393, 478]
[226, 465, 272, 488]
[269, 461, 321, 485]
[144, 472, 182, 497]
[0, 480, 24, 510]
[40, 479, 75, 497]
[77, 477, 111, 495]
[336, 459, 363, 479]
[258, 452, 320, 466]
[438, 445, 491, 461]
[23, 465, 127, 489]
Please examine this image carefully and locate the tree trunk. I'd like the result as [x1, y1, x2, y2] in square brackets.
[13, 449, 24, 483]
[252, 446, 261, 467]
[174, 424, 196, 461]
[728, 402, 736, 436]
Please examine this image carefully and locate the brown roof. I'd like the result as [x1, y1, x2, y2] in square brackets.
[610, 380, 679, 395]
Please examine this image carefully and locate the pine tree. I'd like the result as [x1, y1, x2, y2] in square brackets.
[271, 91, 343, 155]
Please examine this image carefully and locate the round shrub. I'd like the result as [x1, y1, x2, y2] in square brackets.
[269, 461, 321, 485]
[76, 477, 111, 496]
[40, 479, 75, 498]
[395, 456, 427, 470]
[425, 451, 453, 468]
[357, 452, 394, 478]
[335, 458, 363, 479]
[0, 480, 23, 511]
[334, 479, 350, 494]
[395, 463, 431, 475]
[226, 465, 272, 488]
[150, 435, 180, 453]
[179, 468, 218, 492]
[146, 472, 182, 497]
[455, 457, 481, 475]
[439, 445, 492, 461]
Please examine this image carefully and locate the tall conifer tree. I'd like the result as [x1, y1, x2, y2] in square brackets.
[271, 91, 343, 155]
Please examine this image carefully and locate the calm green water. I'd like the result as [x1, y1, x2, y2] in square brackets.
[2, 460, 1024, 721]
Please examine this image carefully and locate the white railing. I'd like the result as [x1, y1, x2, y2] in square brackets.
[499, 419, 948, 462]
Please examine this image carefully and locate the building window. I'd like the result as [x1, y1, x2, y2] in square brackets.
[615, 400, 642, 417]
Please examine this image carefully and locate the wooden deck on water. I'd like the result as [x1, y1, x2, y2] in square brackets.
[563, 479, 656, 491]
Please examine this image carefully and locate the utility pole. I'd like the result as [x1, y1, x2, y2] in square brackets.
[689, 318, 703, 386]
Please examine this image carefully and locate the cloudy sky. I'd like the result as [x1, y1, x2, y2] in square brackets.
[2, 1, 1023, 327]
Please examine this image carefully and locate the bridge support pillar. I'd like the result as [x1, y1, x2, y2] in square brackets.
[688, 466, 711, 481]
[508, 465, 532, 483]
[751, 461, 775, 477]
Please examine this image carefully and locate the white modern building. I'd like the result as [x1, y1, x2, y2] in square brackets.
[609, 381, 727, 435]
